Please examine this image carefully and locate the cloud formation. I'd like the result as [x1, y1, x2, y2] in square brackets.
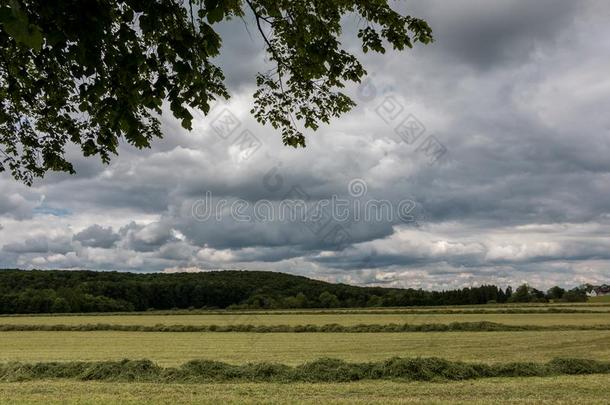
[1, 1, 609, 290]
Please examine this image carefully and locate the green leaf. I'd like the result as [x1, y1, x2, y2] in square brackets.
[207, 7, 224, 24]
[0, 1, 43, 51]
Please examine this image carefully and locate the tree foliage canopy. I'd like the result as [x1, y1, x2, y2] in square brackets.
[0, 0, 432, 184]
[0, 269, 512, 313]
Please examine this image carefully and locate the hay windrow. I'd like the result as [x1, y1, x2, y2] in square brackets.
[1, 321, 610, 333]
[0, 357, 608, 383]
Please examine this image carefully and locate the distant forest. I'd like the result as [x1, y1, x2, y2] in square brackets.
[0, 269, 589, 314]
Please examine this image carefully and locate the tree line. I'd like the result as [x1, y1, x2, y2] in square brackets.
[0, 269, 589, 314]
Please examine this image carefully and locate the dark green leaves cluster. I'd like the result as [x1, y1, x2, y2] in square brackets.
[0, 0, 234, 184]
[0, 0, 42, 50]
[0, 0, 432, 184]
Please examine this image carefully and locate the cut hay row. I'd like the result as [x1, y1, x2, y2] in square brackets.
[1, 357, 608, 383]
[2, 321, 610, 333]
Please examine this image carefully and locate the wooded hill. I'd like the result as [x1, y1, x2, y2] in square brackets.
[0, 269, 580, 314]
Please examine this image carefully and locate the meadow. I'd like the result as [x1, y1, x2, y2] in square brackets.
[1, 311, 609, 327]
[1, 375, 609, 404]
[1, 303, 609, 403]
[1, 330, 610, 365]
[588, 295, 610, 303]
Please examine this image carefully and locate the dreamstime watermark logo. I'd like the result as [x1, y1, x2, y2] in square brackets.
[191, 179, 417, 225]
[348, 178, 367, 197]
[206, 104, 263, 160]
[356, 77, 448, 164]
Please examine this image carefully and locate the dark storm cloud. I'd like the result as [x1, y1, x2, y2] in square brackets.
[3, 235, 72, 254]
[73, 224, 120, 249]
[212, 17, 268, 90]
[230, 246, 312, 263]
[0, 180, 40, 219]
[408, 0, 580, 70]
[311, 230, 610, 271]
[119, 221, 181, 252]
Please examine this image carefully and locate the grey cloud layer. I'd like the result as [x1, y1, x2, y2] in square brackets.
[0, 0, 609, 289]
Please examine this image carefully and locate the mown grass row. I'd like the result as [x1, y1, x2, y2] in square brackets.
[2, 321, 610, 332]
[1, 357, 609, 383]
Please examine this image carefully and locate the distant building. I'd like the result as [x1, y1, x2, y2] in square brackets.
[587, 284, 610, 297]
[596, 285, 610, 296]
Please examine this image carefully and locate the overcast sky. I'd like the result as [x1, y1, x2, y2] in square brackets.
[1, 0, 610, 290]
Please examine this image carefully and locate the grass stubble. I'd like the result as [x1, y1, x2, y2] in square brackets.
[0, 304, 609, 403]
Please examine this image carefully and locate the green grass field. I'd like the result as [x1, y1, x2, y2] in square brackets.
[0, 313, 610, 326]
[1, 305, 609, 403]
[1, 311, 608, 326]
[1, 375, 609, 404]
[1, 330, 609, 365]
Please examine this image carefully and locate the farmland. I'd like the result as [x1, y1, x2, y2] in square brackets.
[1, 304, 609, 403]
[1, 375, 609, 404]
[589, 295, 610, 303]
[1, 311, 610, 327]
[1, 330, 610, 365]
